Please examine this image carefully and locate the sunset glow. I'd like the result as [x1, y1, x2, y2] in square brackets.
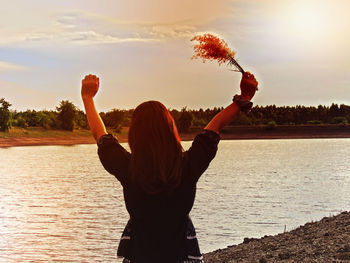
[0, 0, 349, 111]
[284, 1, 344, 42]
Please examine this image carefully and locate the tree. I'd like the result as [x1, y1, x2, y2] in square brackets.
[75, 110, 89, 129]
[0, 98, 12, 131]
[22, 110, 41, 126]
[13, 116, 29, 128]
[101, 109, 126, 133]
[56, 100, 77, 131]
[177, 109, 193, 133]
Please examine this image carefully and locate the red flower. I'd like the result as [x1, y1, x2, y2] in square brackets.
[191, 34, 236, 65]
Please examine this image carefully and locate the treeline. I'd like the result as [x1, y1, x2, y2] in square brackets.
[0, 99, 88, 132]
[0, 98, 349, 133]
[174, 104, 350, 131]
[236, 104, 350, 126]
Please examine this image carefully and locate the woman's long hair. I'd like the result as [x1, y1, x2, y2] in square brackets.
[128, 101, 183, 194]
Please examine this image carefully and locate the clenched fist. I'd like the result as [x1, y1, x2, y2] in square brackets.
[240, 72, 258, 101]
[81, 74, 100, 100]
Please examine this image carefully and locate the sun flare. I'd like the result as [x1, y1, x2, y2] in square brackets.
[285, 0, 342, 41]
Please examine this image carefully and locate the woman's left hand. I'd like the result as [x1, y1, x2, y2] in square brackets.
[240, 72, 258, 101]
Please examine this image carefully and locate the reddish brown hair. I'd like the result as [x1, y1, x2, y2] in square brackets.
[128, 101, 183, 194]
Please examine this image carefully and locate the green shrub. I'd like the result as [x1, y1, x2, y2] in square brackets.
[331, 117, 348, 126]
[266, 121, 277, 130]
[14, 116, 29, 128]
[307, 120, 323, 125]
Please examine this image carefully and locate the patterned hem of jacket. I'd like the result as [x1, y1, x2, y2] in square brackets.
[117, 215, 204, 263]
[122, 258, 204, 263]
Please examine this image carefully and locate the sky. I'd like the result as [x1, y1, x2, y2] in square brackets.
[1, 0, 350, 111]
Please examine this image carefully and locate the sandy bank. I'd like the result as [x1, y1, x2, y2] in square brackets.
[1, 125, 350, 147]
[204, 211, 350, 263]
[0, 136, 97, 147]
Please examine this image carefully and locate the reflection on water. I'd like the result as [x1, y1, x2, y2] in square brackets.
[0, 139, 350, 262]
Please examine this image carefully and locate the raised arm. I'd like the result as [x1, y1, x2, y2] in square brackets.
[205, 72, 258, 133]
[81, 74, 107, 142]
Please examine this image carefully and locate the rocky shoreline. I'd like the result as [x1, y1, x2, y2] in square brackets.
[203, 211, 350, 263]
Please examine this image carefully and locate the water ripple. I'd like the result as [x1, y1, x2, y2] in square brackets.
[0, 139, 350, 261]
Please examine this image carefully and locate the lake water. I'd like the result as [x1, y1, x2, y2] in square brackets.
[1, 139, 350, 262]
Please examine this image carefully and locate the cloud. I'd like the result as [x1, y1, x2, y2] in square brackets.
[53, 10, 200, 42]
[23, 30, 156, 45]
[147, 24, 197, 39]
[0, 61, 29, 72]
[65, 31, 155, 44]
[0, 10, 195, 46]
[0, 0, 232, 47]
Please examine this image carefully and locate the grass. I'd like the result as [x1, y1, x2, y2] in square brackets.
[0, 127, 130, 142]
[0, 127, 93, 139]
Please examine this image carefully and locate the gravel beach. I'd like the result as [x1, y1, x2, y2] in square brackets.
[204, 211, 350, 263]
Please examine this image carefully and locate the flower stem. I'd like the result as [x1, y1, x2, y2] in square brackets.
[229, 56, 245, 74]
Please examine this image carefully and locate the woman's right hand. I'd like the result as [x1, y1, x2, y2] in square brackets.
[240, 72, 258, 101]
[81, 74, 100, 100]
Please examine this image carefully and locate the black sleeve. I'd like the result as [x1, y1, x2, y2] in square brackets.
[97, 134, 131, 185]
[185, 129, 220, 183]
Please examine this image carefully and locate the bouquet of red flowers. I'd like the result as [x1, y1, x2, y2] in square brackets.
[191, 34, 245, 74]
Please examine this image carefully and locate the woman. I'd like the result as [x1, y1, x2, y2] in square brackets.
[81, 72, 258, 263]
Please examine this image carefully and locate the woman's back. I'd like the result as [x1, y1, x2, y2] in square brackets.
[97, 129, 220, 262]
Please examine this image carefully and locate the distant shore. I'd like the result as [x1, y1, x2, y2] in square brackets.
[1, 125, 350, 147]
[204, 211, 350, 263]
[0, 128, 96, 147]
